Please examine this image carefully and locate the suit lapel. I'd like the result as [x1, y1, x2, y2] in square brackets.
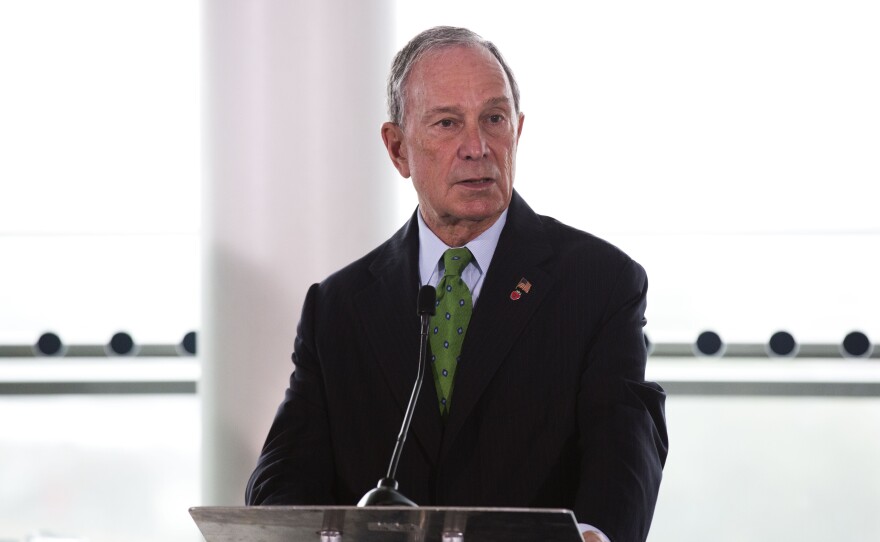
[353, 214, 443, 467]
[441, 193, 555, 458]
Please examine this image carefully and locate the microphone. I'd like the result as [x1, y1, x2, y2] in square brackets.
[358, 285, 436, 507]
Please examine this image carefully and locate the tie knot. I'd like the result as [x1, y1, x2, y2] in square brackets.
[443, 248, 473, 277]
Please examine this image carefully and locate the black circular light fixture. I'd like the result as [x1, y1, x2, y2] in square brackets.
[179, 331, 197, 356]
[107, 331, 137, 356]
[34, 332, 65, 356]
[841, 331, 872, 358]
[695, 331, 724, 357]
[768, 331, 798, 357]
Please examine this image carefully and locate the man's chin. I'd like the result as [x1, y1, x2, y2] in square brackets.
[453, 191, 510, 217]
[452, 206, 506, 227]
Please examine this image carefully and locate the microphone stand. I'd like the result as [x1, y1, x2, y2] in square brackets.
[358, 285, 435, 507]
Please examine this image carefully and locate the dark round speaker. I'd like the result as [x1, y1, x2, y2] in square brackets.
[768, 331, 798, 357]
[695, 331, 724, 356]
[181, 331, 197, 355]
[842, 331, 872, 358]
[108, 332, 136, 355]
[35, 332, 64, 356]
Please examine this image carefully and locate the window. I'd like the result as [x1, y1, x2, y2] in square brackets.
[0, 2, 200, 541]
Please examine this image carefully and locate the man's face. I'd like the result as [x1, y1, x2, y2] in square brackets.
[382, 45, 524, 241]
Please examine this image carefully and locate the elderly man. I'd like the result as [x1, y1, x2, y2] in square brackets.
[246, 26, 668, 542]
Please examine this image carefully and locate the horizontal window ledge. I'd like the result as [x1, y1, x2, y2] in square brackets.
[649, 343, 878, 359]
[657, 381, 880, 397]
[0, 380, 196, 395]
[0, 343, 192, 358]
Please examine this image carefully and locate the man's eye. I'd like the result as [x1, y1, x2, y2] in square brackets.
[437, 119, 454, 128]
[488, 114, 504, 123]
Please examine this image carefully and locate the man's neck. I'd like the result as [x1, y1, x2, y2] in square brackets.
[420, 213, 502, 247]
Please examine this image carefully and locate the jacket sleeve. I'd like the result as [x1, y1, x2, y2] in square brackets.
[245, 283, 337, 505]
[575, 258, 669, 542]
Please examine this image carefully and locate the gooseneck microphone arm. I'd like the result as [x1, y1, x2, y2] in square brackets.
[386, 285, 436, 482]
[357, 285, 436, 507]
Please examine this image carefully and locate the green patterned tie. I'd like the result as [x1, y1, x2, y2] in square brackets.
[429, 248, 474, 416]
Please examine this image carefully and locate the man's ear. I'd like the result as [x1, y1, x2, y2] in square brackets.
[381, 122, 411, 178]
[516, 112, 525, 142]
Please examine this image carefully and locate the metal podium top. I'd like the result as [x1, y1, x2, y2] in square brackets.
[190, 505, 583, 542]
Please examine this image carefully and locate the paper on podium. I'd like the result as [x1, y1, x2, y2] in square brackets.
[190, 505, 583, 541]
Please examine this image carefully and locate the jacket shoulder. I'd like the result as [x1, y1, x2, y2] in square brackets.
[535, 213, 643, 276]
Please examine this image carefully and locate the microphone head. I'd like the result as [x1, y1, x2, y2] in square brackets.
[417, 285, 436, 316]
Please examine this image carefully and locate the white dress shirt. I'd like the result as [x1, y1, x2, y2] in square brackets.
[417, 208, 507, 306]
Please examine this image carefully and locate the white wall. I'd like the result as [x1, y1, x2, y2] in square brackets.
[201, 0, 397, 506]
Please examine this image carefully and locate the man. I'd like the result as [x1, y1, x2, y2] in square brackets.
[246, 26, 668, 542]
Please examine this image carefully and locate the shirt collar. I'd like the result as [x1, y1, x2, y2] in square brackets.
[417, 207, 508, 285]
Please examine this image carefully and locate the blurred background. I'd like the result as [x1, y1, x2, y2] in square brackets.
[0, 1, 878, 541]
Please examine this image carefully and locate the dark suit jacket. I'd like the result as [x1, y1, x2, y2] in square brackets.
[246, 192, 668, 542]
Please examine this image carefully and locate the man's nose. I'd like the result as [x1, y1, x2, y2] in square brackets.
[458, 124, 488, 160]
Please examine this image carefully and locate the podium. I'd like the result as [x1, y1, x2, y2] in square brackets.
[190, 506, 584, 541]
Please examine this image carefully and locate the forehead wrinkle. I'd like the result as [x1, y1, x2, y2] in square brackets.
[484, 96, 514, 109]
[424, 97, 513, 117]
[424, 105, 463, 117]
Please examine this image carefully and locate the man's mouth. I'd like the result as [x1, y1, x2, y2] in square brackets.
[458, 178, 493, 185]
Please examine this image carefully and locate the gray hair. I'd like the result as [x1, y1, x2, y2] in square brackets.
[387, 26, 521, 125]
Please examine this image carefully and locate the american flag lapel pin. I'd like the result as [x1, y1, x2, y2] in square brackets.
[509, 277, 532, 301]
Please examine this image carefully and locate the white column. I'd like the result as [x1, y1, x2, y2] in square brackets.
[202, 0, 396, 505]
